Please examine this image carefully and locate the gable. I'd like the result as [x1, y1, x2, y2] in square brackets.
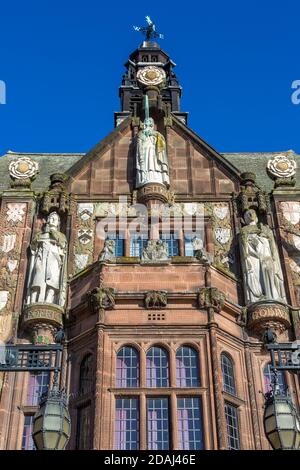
[67, 115, 240, 198]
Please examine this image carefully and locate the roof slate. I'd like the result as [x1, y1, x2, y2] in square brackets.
[1, 147, 299, 194]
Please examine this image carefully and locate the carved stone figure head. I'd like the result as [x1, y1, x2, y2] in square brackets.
[243, 209, 258, 226]
[47, 211, 60, 230]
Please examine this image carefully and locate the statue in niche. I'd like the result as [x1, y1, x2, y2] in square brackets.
[135, 117, 170, 188]
[239, 209, 286, 304]
[26, 211, 67, 306]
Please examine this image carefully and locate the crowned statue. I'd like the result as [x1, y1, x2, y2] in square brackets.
[135, 96, 170, 188]
[239, 209, 286, 304]
[26, 211, 68, 307]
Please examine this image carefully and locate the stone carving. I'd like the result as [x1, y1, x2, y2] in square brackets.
[6, 203, 26, 225]
[145, 291, 167, 309]
[135, 118, 170, 188]
[26, 212, 67, 306]
[74, 203, 95, 274]
[0, 291, 9, 313]
[7, 259, 18, 273]
[1, 234, 16, 253]
[192, 237, 213, 265]
[9, 157, 39, 182]
[78, 228, 93, 245]
[198, 287, 225, 313]
[267, 154, 297, 179]
[210, 203, 234, 273]
[40, 173, 70, 215]
[87, 287, 115, 311]
[247, 301, 291, 337]
[78, 203, 94, 221]
[99, 240, 116, 262]
[280, 201, 300, 226]
[75, 254, 89, 271]
[141, 240, 169, 263]
[137, 66, 166, 86]
[240, 209, 286, 304]
[213, 205, 229, 220]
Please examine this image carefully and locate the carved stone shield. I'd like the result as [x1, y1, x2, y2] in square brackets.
[215, 228, 231, 245]
[0, 291, 9, 312]
[213, 205, 229, 220]
[1, 234, 16, 253]
[281, 201, 300, 225]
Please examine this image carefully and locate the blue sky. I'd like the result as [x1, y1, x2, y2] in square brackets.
[0, 0, 300, 156]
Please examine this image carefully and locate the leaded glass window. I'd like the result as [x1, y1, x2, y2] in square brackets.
[221, 353, 236, 395]
[79, 354, 93, 395]
[27, 371, 50, 406]
[116, 347, 139, 388]
[22, 415, 36, 450]
[177, 397, 204, 450]
[130, 235, 148, 257]
[106, 233, 124, 257]
[224, 402, 240, 450]
[147, 398, 169, 450]
[115, 398, 139, 450]
[76, 405, 91, 449]
[146, 347, 169, 388]
[160, 234, 179, 256]
[263, 363, 286, 394]
[176, 347, 200, 387]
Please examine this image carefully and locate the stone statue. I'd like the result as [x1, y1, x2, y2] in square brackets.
[141, 239, 169, 262]
[99, 239, 116, 262]
[136, 118, 170, 188]
[192, 236, 213, 265]
[240, 209, 286, 304]
[26, 211, 67, 306]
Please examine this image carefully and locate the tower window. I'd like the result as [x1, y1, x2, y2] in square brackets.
[221, 353, 236, 396]
[142, 55, 149, 62]
[176, 346, 200, 387]
[116, 347, 139, 388]
[147, 397, 169, 450]
[146, 347, 169, 388]
[177, 397, 204, 450]
[115, 398, 139, 450]
[151, 56, 157, 62]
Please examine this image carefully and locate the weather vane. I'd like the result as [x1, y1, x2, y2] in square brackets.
[133, 16, 164, 41]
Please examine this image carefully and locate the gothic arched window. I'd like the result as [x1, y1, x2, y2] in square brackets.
[221, 353, 236, 395]
[146, 347, 169, 387]
[263, 363, 286, 394]
[116, 346, 139, 388]
[79, 354, 93, 395]
[176, 346, 200, 387]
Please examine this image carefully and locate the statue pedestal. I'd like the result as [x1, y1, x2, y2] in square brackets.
[247, 300, 291, 338]
[22, 303, 64, 344]
[137, 183, 169, 205]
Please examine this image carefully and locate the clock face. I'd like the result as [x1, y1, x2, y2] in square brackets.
[137, 66, 166, 86]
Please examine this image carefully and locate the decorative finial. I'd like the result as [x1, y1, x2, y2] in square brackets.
[133, 16, 164, 41]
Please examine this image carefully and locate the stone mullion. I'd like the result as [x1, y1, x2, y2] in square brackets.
[170, 392, 178, 450]
[140, 393, 147, 450]
[244, 345, 262, 449]
[208, 314, 227, 450]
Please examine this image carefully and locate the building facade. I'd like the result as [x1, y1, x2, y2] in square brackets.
[0, 35, 300, 451]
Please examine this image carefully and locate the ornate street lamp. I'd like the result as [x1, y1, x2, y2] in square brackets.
[32, 372, 71, 450]
[264, 375, 300, 450]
